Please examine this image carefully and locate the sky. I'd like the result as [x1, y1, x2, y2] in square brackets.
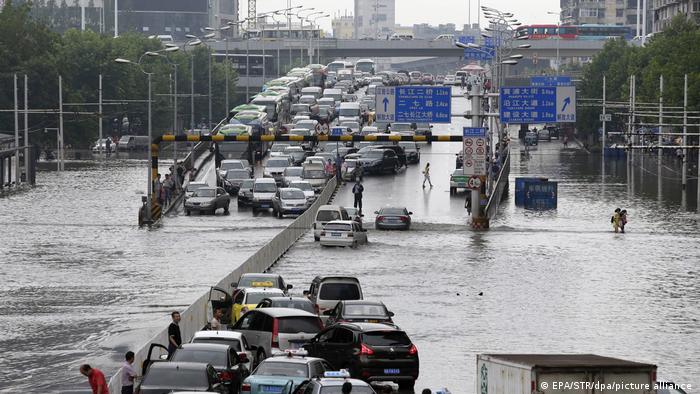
[241, 0, 560, 33]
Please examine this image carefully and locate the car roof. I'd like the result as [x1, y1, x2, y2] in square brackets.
[193, 330, 244, 340]
[340, 300, 385, 306]
[252, 307, 318, 318]
[262, 355, 325, 364]
[326, 220, 355, 225]
[149, 361, 209, 371]
[241, 273, 280, 279]
[339, 322, 401, 332]
[312, 275, 360, 283]
[255, 178, 277, 183]
[379, 206, 408, 211]
[265, 296, 312, 302]
[315, 378, 371, 387]
[181, 343, 232, 352]
[244, 288, 285, 295]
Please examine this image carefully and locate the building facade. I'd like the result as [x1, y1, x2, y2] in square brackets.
[354, 0, 395, 39]
[332, 14, 355, 39]
[653, 0, 700, 32]
[560, 0, 652, 33]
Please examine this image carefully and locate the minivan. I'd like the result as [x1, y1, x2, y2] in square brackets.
[252, 178, 278, 213]
[322, 88, 343, 105]
[300, 86, 323, 100]
[231, 308, 323, 366]
[303, 276, 363, 318]
[338, 102, 362, 125]
[313, 205, 350, 241]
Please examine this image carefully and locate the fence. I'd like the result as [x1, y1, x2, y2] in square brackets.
[109, 177, 338, 393]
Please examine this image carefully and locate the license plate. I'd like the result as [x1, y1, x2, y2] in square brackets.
[384, 368, 400, 375]
[331, 232, 341, 237]
[260, 204, 269, 208]
[262, 385, 283, 393]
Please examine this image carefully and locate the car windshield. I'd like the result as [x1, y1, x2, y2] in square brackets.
[226, 170, 249, 179]
[361, 331, 411, 346]
[296, 121, 316, 130]
[221, 161, 243, 170]
[267, 159, 290, 167]
[272, 300, 315, 313]
[192, 189, 216, 198]
[240, 180, 254, 189]
[284, 147, 304, 154]
[277, 316, 322, 334]
[245, 292, 276, 305]
[254, 361, 308, 377]
[292, 104, 310, 113]
[142, 367, 207, 388]
[191, 338, 242, 352]
[299, 97, 315, 104]
[379, 208, 406, 215]
[344, 304, 387, 317]
[339, 108, 359, 117]
[319, 283, 361, 300]
[285, 168, 303, 176]
[187, 184, 207, 193]
[289, 182, 312, 191]
[303, 169, 326, 179]
[281, 190, 306, 199]
[320, 387, 374, 394]
[364, 150, 385, 158]
[255, 183, 277, 192]
[172, 348, 227, 367]
[272, 144, 289, 152]
[317, 210, 342, 222]
[238, 276, 277, 288]
[324, 223, 352, 231]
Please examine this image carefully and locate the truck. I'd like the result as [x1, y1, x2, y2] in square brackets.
[476, 354, 657, 394]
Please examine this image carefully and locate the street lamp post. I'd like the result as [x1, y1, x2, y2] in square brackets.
[186, 33, 215, 131]
[205, 25, 233, 115]
[295, 9, 317, 66]
[228, 19, 251, 102]
[311, 14, 330, 65]
[146, 48, 181, 165]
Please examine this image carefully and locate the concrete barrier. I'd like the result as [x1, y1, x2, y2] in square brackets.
[109, 177, 338, 392]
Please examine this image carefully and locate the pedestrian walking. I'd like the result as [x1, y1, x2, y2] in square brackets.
[210, 308, 223, 331]
[163, 174, 174, 207]
[105, 137, 112, 156]
[121, 351, 137, 394]
[335, 155, 343, 183]
[611, 208, 621, 233]
[620, 209, 628, 233]
[563, 135, 569, 148]
[422, 162, 433, 188]
[176, 163, 185, 187]
[167, 311, 182, 358]
[460, 75, 466, 90]
[79, 364, 109, 394]
[352, 180, 364, 214]
[324, 159, 334, 178]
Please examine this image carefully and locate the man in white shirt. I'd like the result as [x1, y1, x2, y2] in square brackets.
[121, 351, 137, 394]
[210, 308, 223, 330]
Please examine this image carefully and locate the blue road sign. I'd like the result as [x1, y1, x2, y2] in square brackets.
[499, 86, 576, 123]
[463, 127, 486, 137]
[330, 127, 344, 137]
[459, 35, 493, 61]
[531, 76, 572, 87]
[375, 86, 451, 123]
[524, 181, 558, 210]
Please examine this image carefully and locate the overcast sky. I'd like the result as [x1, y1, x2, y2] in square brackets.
[242, 0, 560, 32]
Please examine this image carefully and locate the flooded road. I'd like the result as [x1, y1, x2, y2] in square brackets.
[1, 87, 699, 392]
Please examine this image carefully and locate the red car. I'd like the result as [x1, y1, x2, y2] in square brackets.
[420, 74, 434, 85]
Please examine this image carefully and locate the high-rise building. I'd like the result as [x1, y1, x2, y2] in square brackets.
[354, 0, 395, 39]
[560, 0, 652, 33]
[653, 0, 700, 33]
[332, 13, 355, 39]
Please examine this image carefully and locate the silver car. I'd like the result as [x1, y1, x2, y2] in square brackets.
[184, 187, 230, 216]
[231, 308, 323, 366]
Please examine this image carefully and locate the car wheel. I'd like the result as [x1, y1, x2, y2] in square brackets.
[255, 349, 267, 368]
[224, 203, 230, 214]
[398, 380, 416, 390]
[185, 210, 190, 216]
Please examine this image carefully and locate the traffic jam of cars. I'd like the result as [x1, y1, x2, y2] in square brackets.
[138, 60, 441, 394]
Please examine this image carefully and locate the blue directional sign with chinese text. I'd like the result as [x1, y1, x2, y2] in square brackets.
[375, 86, 451, 123]
[499, 86, 576, 123]
[331, 127, 344, 137]
[531, 76, 572, 87]
[458, 36, 495, 60]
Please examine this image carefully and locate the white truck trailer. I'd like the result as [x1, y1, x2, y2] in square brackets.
[476, 354, 658, 394]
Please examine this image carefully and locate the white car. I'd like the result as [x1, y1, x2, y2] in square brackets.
[252, 178, 278, 213]
[270, 143, 290, 158]
[219, 159, 251, 179]
[319, 220, 368, 247]
[288, 180, 316, 203]
[264, 157, 292, 184]
[190, 330, 254, 371]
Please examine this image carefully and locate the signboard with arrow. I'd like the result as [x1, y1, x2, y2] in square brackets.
[499, 86, 576, 123]
[375, 86, 451, 124]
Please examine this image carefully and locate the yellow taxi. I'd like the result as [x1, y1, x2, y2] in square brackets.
[232, 287, 285, 322]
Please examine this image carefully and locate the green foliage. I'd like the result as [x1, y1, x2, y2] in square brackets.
[0, 2, 238, 148]
[577, 15, 700, 142]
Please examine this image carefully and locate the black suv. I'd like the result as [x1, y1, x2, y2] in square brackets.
[303, 322, 419, 390]
[374, 145, 407, 167]
[357, 149, 400, 174]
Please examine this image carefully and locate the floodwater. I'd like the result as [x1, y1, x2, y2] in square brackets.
[1, 88, 699, 393]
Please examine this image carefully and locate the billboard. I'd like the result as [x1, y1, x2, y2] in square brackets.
[120, 0, 209, 13]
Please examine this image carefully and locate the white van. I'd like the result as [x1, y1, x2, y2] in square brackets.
[338, 102, 362, 124]
[304, 276, 364, 319]
[322, 88, 343, 105]
[252, 178, 278, 213]
[313, 205, 350, 241]
[300, 87, 323, 100]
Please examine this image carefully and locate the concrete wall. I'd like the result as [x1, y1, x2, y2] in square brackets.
[109, 177, 338, 392]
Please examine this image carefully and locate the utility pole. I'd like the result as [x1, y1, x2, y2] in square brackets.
[208, 49, 212, 130]
[14, 74, 19, 184]
[658, 75, 663, 163]
[59, 75, 65, 171]
[99, 74, 103, 142]
[114, 0, 118, 37]
[470, 79, 483, 228]
[601, 75, 606, 155]
[24, 75, 29, 182]
[682, 74, 688, 189]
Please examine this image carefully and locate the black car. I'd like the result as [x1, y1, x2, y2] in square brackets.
[139, 360, 226, 394]
[398, 142, 420, 164]
[303, 322, 419, 390]
[225, 169, 251, 195]
[357, 149, 400, 174]
[237, 179, 255, 206]
[324, 300, 395, 326]
[374, 145, 407, 167]
[170, 343, 249, 394]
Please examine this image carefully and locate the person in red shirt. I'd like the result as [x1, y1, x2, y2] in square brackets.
[80, 364, 110, 394]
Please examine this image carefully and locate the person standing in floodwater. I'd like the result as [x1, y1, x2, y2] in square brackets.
[619, 209, 628, 233]
[611, 208, 621, 233]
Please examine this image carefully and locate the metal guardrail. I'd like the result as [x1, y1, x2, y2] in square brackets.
[110, 177, 338, 393]
[485, 147, 510, 220]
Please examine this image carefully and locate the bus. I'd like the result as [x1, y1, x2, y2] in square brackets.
[514, 24, 632, 40]
[326, 60, 352, 75]
[355, 59, 376, 75]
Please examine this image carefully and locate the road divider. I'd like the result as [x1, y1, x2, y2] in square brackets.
[110, 177, 338, 393]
